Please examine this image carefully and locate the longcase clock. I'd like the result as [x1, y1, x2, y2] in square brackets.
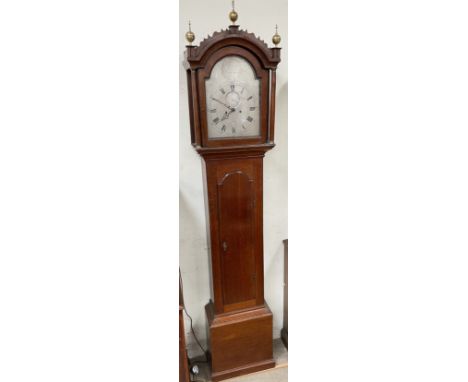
[183, 4, 281, 381]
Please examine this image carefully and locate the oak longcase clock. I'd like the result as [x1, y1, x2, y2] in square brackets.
[183, 4, 281, 381]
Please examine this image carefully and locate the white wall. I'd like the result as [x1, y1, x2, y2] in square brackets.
[179, 0, 288, 356]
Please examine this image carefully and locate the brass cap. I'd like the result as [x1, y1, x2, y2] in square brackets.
[272, 24, 281, 46]
[185, 21, 195, 45]
[229, 10, 238, 24]
[229, 1, 238, 24]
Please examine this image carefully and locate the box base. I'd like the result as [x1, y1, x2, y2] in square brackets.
[205, 302, 275, 381]
[211, 359, 276, 381]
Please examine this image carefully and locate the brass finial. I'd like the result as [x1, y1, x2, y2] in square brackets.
[229, 1, 238, 25]
[272, 24, 281, 46]
[185, 21, 195, 45]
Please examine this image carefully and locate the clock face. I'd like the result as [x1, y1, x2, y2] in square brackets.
[205, 56, 260, 139]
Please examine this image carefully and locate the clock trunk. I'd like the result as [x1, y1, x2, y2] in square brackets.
[202, 152, 274, 381]
[203, 155, 265, 315]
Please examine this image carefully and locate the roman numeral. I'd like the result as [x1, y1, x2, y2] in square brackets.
[249, 107, 256, 111]
[247, 116, 253, 122]
[213, 117, 220, 124]
[242, 125, 246, 129]
[232, 127, 236, 133]
[221, 125, 226, 132]
[247, 96, 253, 101]
[220, 88, 225, 94]
[209, 108, 217, 113]
[230, 84, 235, 91]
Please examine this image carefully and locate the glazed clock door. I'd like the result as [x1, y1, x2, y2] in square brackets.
[205, 56, 261, 139]
[218, 171, 257, 312]
[198, 47, 270, 148]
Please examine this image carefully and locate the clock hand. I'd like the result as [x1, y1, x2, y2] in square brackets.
[221, 107, 236, 121]
[211, 97, 235, 111]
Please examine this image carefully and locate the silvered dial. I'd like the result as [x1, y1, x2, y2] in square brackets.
[205, 56, 260, 138]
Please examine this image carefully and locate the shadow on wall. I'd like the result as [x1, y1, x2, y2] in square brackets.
[179, 189, 210, 274]
[277, 81, 288, 139]
[264, 80, 287, 339]
[179, 190, 209, 301]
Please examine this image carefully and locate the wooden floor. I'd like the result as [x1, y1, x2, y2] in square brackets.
[195, 339, 288, 382]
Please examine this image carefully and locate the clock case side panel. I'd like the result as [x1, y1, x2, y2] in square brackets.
[267, 69, 277, 144]
[186, 69, 202, 147]
[203, 155, 265, 315]
[203, 158, 224, 314]
[201, 160, 215, 303]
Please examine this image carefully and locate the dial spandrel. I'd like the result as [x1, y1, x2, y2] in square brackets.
[205, 56, 260, 139]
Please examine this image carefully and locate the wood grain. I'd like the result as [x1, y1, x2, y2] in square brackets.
[206, 302, 275, 381]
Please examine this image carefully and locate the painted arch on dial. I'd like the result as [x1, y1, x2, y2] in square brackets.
[205, 56, 260, 139]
